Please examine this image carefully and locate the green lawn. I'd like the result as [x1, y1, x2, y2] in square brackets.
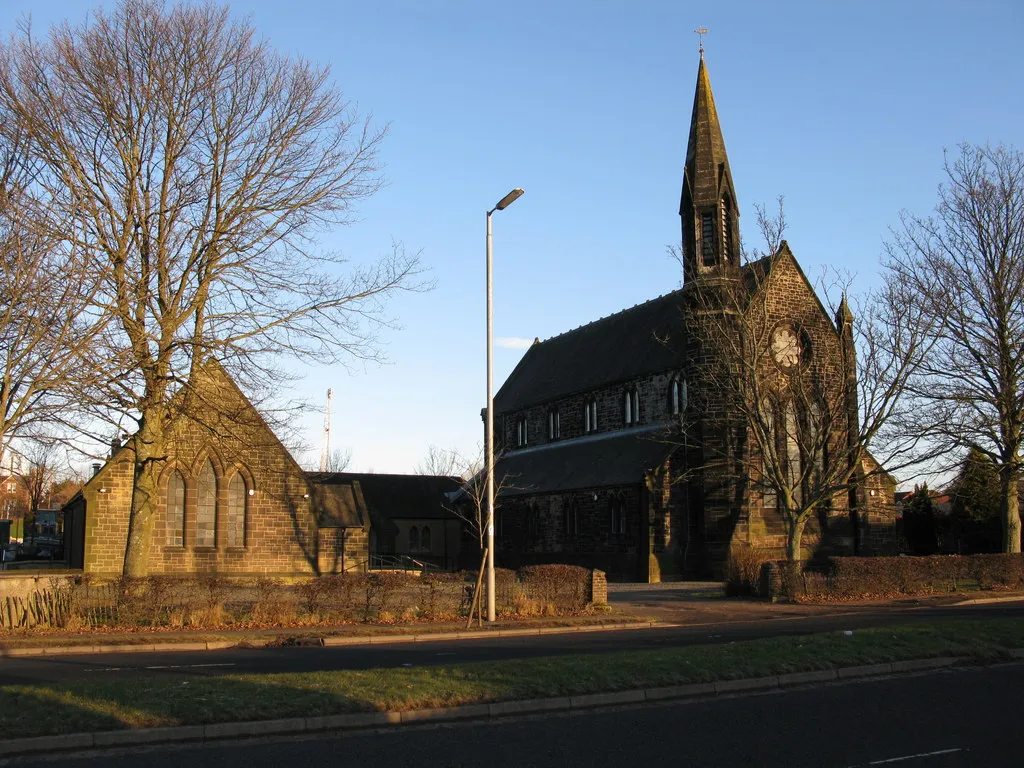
[3, 618, 1023, 739]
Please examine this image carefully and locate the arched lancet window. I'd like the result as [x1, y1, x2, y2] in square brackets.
[420, 525, 431, 552]
[669, 378, 688, 416]
[528, 503, 539, 538]
[785, 401, 802, 505]
[166, 470, 185, 547]
[701, 211, 717, 266]
[583, 399, 598, 433]
[548, 408, 560, 440]
[722, 196, 734, 264]
[763, 402, 777, 510]
[408, 525, 419, 552]
[227, 473, 247, 548]
[624, 388, 640, 426]
[565, 498, 579, 538]
[196, 459, 217, 548]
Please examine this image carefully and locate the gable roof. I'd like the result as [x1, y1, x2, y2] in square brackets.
[494, 290, 687, 412]
[309, 479, 368, 528]
[495, 426, 677, 497]
[310, 472, 463, 522]
[494, 242, 843, 416]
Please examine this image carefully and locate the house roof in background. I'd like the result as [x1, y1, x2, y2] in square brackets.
[308, 478, 368, 528]
[309, 472, 462, 521]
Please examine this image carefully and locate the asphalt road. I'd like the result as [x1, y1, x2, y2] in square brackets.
[5, 663, 1023, 767]
[3, 602, 1023, 686]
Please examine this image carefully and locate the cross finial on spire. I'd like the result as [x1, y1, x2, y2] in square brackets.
[694, 27, 709, 55]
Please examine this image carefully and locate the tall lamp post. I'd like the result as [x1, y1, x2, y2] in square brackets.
[486, 187, 524, 622]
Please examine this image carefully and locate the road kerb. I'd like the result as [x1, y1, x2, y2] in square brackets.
[488, 696, 573, 716]
[890, 657, 956, 672]
[715, 676, 779, 694]
[400, 704, 491, 723]
[644, 682, 716, 701]
[93, 725, 205, 747]
[778, 669, 838, 686]
[837, 663, 893, 679]
[203, 717, 306, 740]
[305, 712, 401, 731]
[570, 690, 647, 709]
[0, 733, 94, 757]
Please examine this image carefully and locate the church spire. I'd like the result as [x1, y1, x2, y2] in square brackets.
[680, 54, 740, 284]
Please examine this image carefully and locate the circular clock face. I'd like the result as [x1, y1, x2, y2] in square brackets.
[771, 326, 801, 368]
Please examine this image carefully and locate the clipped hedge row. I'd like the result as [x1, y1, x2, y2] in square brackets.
[1, 564, 601, 631]
[762, 553, 1024, 601]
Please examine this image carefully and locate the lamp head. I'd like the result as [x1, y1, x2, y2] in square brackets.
[494, 188, 525, 211]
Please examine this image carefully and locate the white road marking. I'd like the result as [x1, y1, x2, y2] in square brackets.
[84, 662, 235, 673]
[864, 747, 963, 765]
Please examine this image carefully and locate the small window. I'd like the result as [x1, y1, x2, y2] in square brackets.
[409, 525, 419, 552]
[701, 211, 717, 266]
[548, 408, 560, 440]
[624, 388, 640, 426]
[583, 399, 598, 433]
[516, 416, 529, 447]
[166, 470, 185, 547]
[420, 525, 431, 552]
[610, 494, 626, 536]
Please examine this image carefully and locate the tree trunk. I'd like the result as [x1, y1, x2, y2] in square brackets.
[999, 465, 1022, 553]
[122, 412, 167, 577]
[785, 516, 805, 562]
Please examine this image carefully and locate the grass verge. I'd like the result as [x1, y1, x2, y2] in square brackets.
[3, 617, 1023, 739]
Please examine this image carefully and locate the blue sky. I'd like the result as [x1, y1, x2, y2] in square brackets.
[8, 1, 1024, 476]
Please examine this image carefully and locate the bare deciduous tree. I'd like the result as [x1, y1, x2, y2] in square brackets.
[0, 0, 423, 575]
[0, 120, 107, 461]
[884, 143, 1024, 553]
[17, 439, 62, 515]
[416, 444, 519, 550]
[683, 202, 932, 561]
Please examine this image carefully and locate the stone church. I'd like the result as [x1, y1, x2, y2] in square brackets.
[489, 54, 896, 580]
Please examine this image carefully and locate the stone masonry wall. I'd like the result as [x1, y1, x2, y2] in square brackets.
[82, 363, 342, 577]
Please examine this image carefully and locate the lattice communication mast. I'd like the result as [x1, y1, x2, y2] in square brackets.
[319, 388, 333, 472]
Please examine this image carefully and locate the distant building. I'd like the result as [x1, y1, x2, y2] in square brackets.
[487, 54, 896, 580]
[312, 473, 464, 571]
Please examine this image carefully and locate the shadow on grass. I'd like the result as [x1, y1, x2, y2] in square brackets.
[3, 617, 1023, 740]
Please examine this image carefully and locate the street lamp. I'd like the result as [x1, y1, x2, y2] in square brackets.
[485, 187, 524, 623]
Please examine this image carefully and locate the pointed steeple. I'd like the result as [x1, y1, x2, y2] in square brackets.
[680, 54, 740, 284]
[835, 294, 854, 329]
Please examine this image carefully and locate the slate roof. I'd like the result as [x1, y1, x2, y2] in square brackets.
[310, 472, 463, 522]
[306, 476, 368, 528]
[494, 290, 688, 412]
[495, 426, 677, 497]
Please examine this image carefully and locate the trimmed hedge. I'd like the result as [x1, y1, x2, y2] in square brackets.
[1, 564, 602, 631]
[763, 553, 1024, 601]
